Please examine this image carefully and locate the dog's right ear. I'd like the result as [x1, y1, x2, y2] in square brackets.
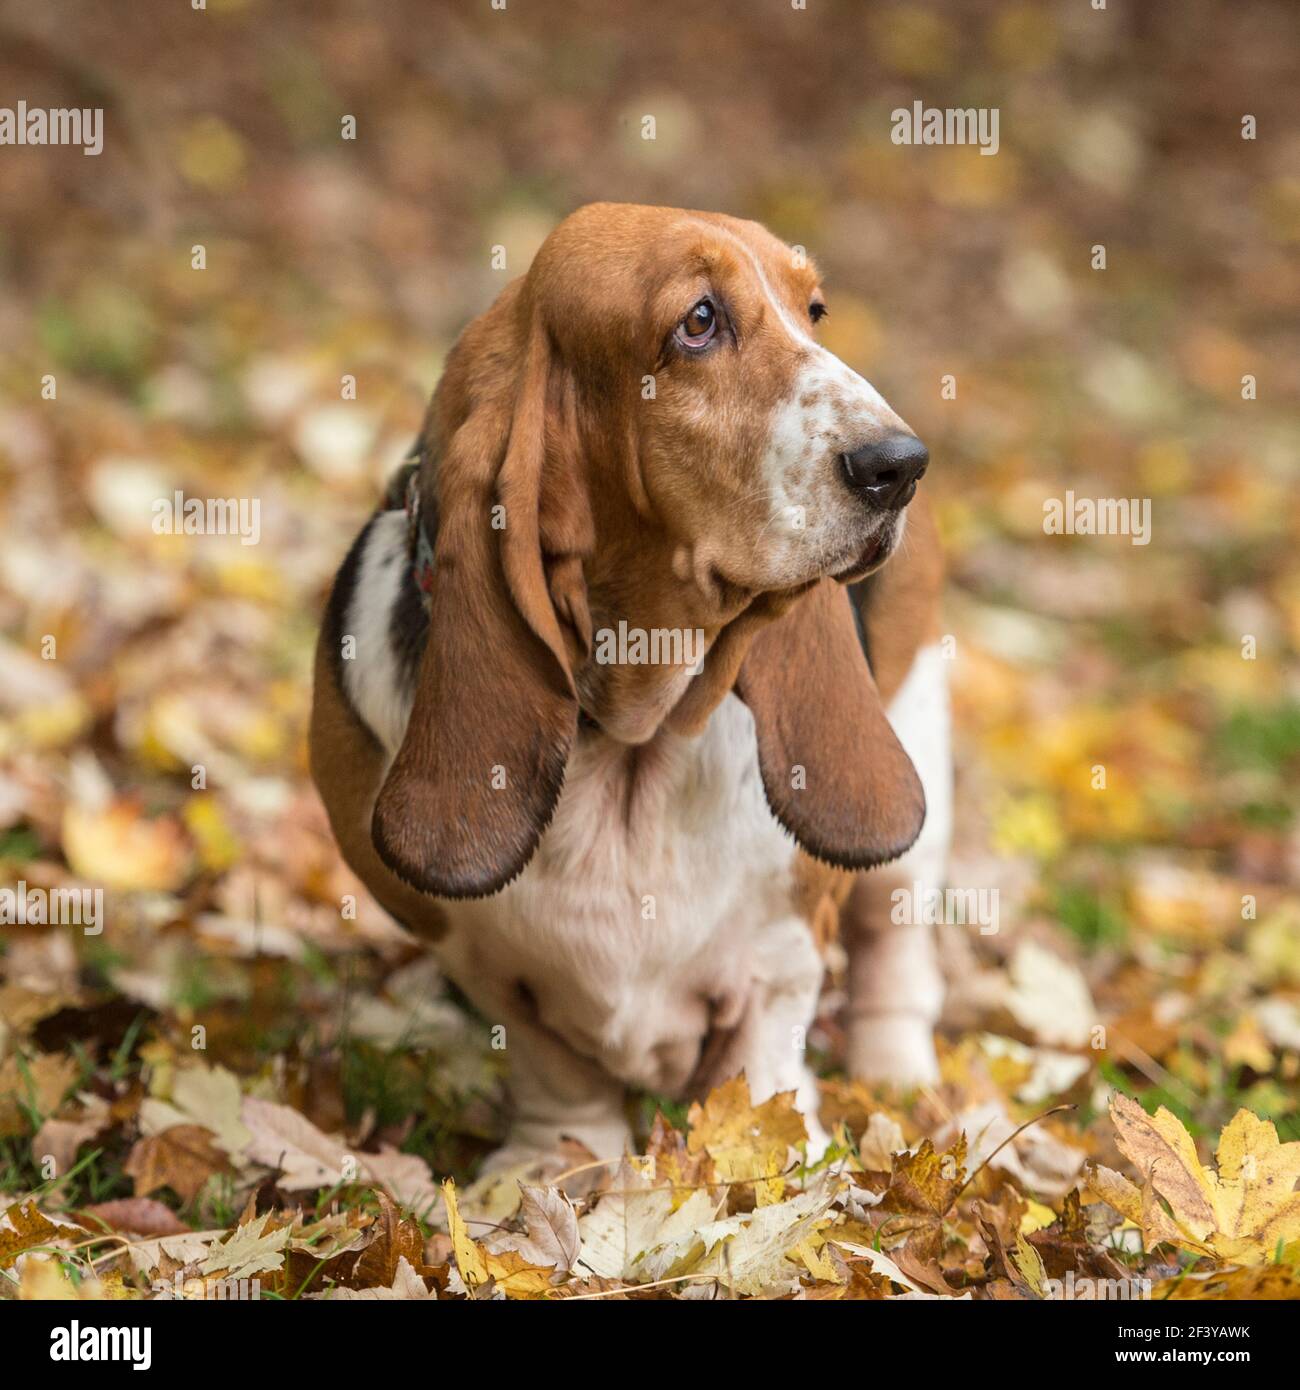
[734, 578, 926, 870]
[371, 284, 590, 898]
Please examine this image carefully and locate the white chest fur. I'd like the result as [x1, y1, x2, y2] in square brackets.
[437, 695, 802, 1094]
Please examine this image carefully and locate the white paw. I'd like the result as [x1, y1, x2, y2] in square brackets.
[803, 1114, 832, 1164]
[847, 1014, 940, 1088]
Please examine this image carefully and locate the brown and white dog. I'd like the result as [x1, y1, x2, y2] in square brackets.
[310, 203, 949, 1164]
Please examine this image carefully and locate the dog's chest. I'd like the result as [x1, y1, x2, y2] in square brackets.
[436, 694, 801, 1092]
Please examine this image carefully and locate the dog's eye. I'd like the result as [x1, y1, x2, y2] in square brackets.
[809, 301, 828, 323]
[677, 298, 718, 349]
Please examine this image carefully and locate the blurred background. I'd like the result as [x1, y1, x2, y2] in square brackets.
[0, 0, 1298, 1192]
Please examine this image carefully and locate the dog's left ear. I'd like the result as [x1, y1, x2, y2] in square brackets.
[371, 289, 593, 899]
[734, 578, 925, 868]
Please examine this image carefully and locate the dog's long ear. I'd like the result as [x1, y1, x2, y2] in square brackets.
[371, 288, 591, 898]
[734, 578, 925, 869]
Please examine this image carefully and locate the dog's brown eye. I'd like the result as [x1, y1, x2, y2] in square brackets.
[809, 301, 827, 323]
[677, 298, 717, 348]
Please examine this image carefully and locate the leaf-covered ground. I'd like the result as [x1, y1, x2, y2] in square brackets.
[1, 0, 1298, 1300]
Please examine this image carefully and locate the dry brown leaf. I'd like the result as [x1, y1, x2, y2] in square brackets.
[444, 1179, 556, 1299]
[647, 1109, 714, 1193]
[79, 1197, 191, 1237]
[881, 1134, 968, 1218]
[124, 1124, 232, 1204]
[308, 1255, 434, 1300]
[0, 1052, 80, 1137]
[351, 1191, 426, 1289]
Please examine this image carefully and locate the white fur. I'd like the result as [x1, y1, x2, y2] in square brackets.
[438, 693, 828, 1157]
[341, 512, 416, 752]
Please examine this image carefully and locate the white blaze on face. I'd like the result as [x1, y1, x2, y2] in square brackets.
[761, 346, 905, 576]
[702, 224, 910, 584]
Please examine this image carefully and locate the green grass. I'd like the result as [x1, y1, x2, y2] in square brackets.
[1053, 882, 1128, 950]
[1214, 701, 1300, 773]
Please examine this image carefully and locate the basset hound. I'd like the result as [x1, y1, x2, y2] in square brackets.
[310, 203, 951, 1164]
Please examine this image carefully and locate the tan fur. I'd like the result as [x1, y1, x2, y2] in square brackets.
[855, 493, 944, 705]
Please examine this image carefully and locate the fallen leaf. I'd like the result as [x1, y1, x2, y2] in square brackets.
[0, 1052, 80, 1137]
[577, 1160, 720, 1283]
[169, 1062, 251, 1157]
[507, 1185, 579, 1273]
[32, 1092, 112, 1174]
[62, 799, 191, 892]
[201, 1212, 291, 1280]
[80, 1197, 190, 1237]
[1089, 1094, 1300, 1263]
[18, 1254, 90, 1300]
[240, 1096, 347, 1190]
[687, 1076, 807, 1206]
[240, 1097, 437, 1207]
[1005, 941, 1096, 1047]
[694, 1188, 834, 1296]
[125, 1124, 232, 1204]
[443, 1179, 553, 1299]
[881, 1134, 968, 1219]
[307, 1254, 434, 1300]
[351, 1191, 425, 1289]
[0, 1201, 65, 1269]
[859, 1112, 906, 1172]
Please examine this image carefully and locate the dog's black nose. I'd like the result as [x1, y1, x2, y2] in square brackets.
[840, 433, 929, 510]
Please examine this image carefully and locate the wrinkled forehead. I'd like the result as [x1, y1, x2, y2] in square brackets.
[531, 206, 821, 350]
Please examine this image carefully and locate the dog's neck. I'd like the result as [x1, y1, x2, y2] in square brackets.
[574, 552, 806, 746]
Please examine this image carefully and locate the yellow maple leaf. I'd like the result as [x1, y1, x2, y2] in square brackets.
[792, 1228, 842, 1285]
[1089, 1094, 1300, 1264]
[687, 1075, 808, 1206]
[0, 1202, 64, 1269]
[442, 1179, 553, 1299]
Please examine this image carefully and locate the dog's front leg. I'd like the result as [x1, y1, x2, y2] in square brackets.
[842, 874, 944, 1086]
[477, 1007, 633, 1175]
[842, 642, 951, 1087]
